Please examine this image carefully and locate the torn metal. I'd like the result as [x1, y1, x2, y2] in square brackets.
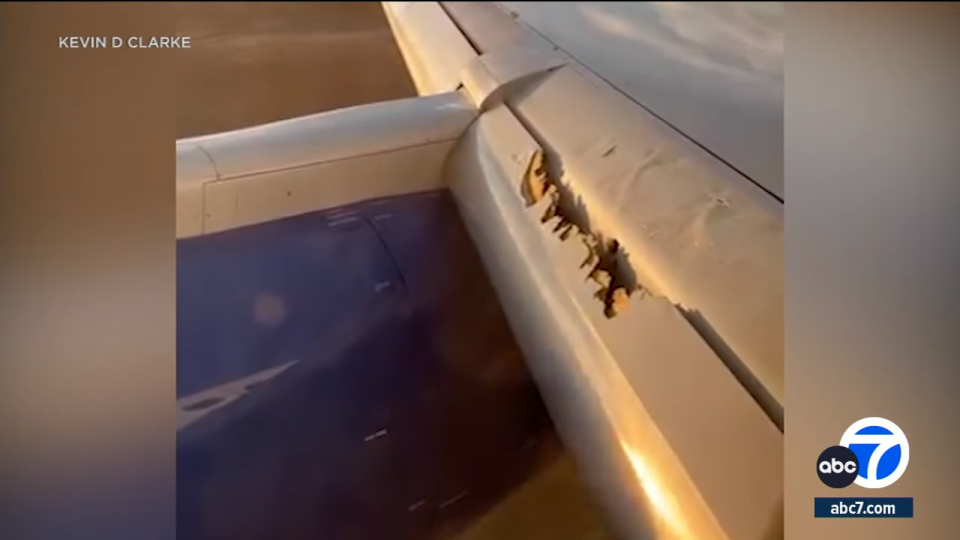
[523, 152, 635, 318]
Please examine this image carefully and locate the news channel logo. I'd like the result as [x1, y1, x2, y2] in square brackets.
[817, 417, 910, 489]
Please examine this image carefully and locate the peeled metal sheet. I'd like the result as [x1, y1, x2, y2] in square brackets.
[445, 103, 782, 539]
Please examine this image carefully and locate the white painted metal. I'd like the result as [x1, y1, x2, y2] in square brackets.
[499, 2, 784, 199]
[381, 2, 478, 95]
[445, 101, 781, 540]
[506, 66, 784, 419]
[384, 3, 784, 539]
[446, 105, 725, 540]
[459, 37, 566, 111]
[180, 93, 474, 180]
[176, 144, 217, 238]
[175, 92, 475, 238]
[419, 1, 783, 418]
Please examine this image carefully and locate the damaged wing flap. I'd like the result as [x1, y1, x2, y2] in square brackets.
[525, 151, 635, 319]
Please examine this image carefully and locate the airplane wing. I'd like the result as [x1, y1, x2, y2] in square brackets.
[176, 3, 783, 539]
[497, 1, 785, 200]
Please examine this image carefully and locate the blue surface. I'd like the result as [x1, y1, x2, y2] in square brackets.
[814, 498, 914, 518]
[177, 190, 553, 540]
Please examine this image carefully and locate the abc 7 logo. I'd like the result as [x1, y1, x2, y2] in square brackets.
[817, 446, 859, 488]
[817, 417, 910, 489]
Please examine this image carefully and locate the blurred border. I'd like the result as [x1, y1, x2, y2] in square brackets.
[786, 3, 960, 538]
[3, 2, 960, 539]
[0, 3, 176, 539]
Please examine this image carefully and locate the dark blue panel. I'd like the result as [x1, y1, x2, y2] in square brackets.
[814, 498, 914, 518]
[177, 191, 553, 540]
[176, 205, 405, 398]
